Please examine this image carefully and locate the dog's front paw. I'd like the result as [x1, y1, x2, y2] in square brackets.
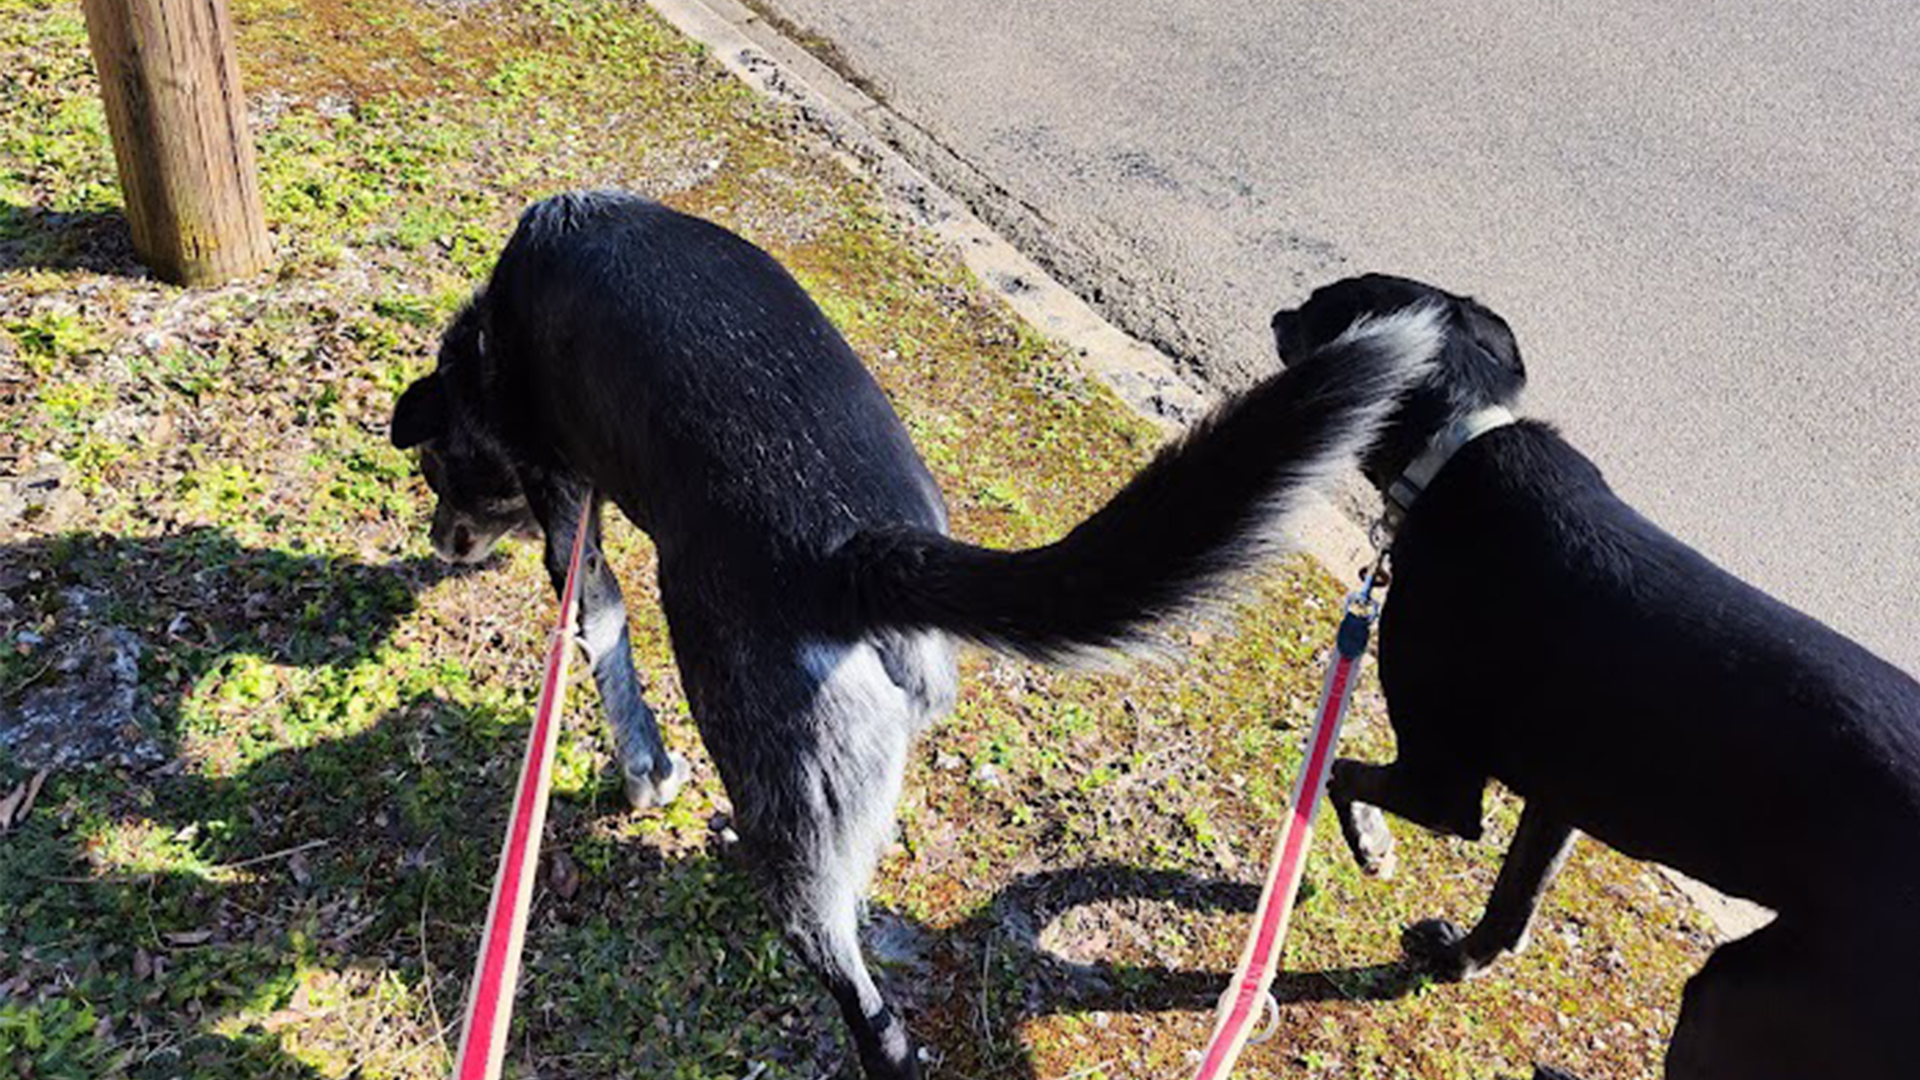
[1402, 917, 1477, 981]
[623, 752, 689, 810]
[1344, 802, 1397, 878]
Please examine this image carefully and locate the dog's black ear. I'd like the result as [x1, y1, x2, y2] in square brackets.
[1461, 301, 1525, 380]
[390, 374, 448, 449]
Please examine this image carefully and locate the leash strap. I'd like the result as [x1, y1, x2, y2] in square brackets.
[1190, 586, 1378, 1080]
[453, 495, 595, 1080]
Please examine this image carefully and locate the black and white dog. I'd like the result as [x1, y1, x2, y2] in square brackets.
[390, 191, 1443, 1078]
[1273, 274, 1920, 1079]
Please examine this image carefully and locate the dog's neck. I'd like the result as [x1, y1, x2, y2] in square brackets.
[1382, 404, 1516, 529]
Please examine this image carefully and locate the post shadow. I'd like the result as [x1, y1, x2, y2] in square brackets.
[0, 199, 143, 276]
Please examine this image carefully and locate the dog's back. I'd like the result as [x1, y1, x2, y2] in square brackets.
[1385, 422, 1920, 914]
[482, 192, 948, 581]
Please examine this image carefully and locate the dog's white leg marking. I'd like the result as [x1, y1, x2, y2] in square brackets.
[784, 636, 935, 1074]
[581, 600, 625, 661]
[795, 638, 918, 883]
[578, 564, 685, 808]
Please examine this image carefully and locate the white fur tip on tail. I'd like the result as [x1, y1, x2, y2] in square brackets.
[1328, 301, 1448, 379]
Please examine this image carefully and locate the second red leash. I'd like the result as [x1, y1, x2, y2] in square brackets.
[453, 495, 595, 1080]
[1191, 567, 1382, 1080]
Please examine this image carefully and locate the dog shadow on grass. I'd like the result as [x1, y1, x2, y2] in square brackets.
[0, 526, 1424, 1079]
[876, 864, 1426, 1079]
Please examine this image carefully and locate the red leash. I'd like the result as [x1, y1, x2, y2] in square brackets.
[1191, 571, 1382, 1080]
[452, 496, 594, 1080]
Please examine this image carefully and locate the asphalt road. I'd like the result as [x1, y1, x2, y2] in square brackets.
[756, 0, 1920, 674]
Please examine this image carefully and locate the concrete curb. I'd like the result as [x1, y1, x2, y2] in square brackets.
[640, 0, 1769, 945]
[645, 0, 1378, 584]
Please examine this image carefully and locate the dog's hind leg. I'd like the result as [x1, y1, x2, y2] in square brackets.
[1329, 756, 1487, 877]
[774, 860, 920, 1080]
[1402, 802, 1575, 980]
[533, 481, 685, 808]
[716, 639, 932, 1080]
[1663, 921, 1903, 1080]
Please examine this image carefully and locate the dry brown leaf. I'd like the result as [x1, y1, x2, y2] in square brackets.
[17, 769, 48, 823]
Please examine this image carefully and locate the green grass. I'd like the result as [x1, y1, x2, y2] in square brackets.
[0, 0, 1714, 1076]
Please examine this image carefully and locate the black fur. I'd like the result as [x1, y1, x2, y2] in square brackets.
[837, 317, 1439, 661]
[391, 193, 1440, 1077]
[1276, 273, 1920, 1080]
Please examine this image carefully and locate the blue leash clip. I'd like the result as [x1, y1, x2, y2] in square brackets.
[1336, 554, 1387, 660]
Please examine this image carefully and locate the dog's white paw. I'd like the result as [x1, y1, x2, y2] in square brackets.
[1348, 802, 1398, 879]
[623, 752, 689, 810]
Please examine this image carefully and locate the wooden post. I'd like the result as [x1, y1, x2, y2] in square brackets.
[79, 0, 271, 286]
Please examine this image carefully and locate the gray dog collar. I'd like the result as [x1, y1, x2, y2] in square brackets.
[1383, 404, 1516, 527]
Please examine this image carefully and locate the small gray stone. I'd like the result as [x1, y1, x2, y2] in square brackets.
[0, 627, 161, 770]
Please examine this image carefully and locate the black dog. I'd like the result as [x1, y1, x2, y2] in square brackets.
[390, 191, 1443, 1077]
[1273, 274, 1920, 1079]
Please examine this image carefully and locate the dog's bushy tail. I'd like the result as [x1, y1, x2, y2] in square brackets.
[835, 304, 1445, 663]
